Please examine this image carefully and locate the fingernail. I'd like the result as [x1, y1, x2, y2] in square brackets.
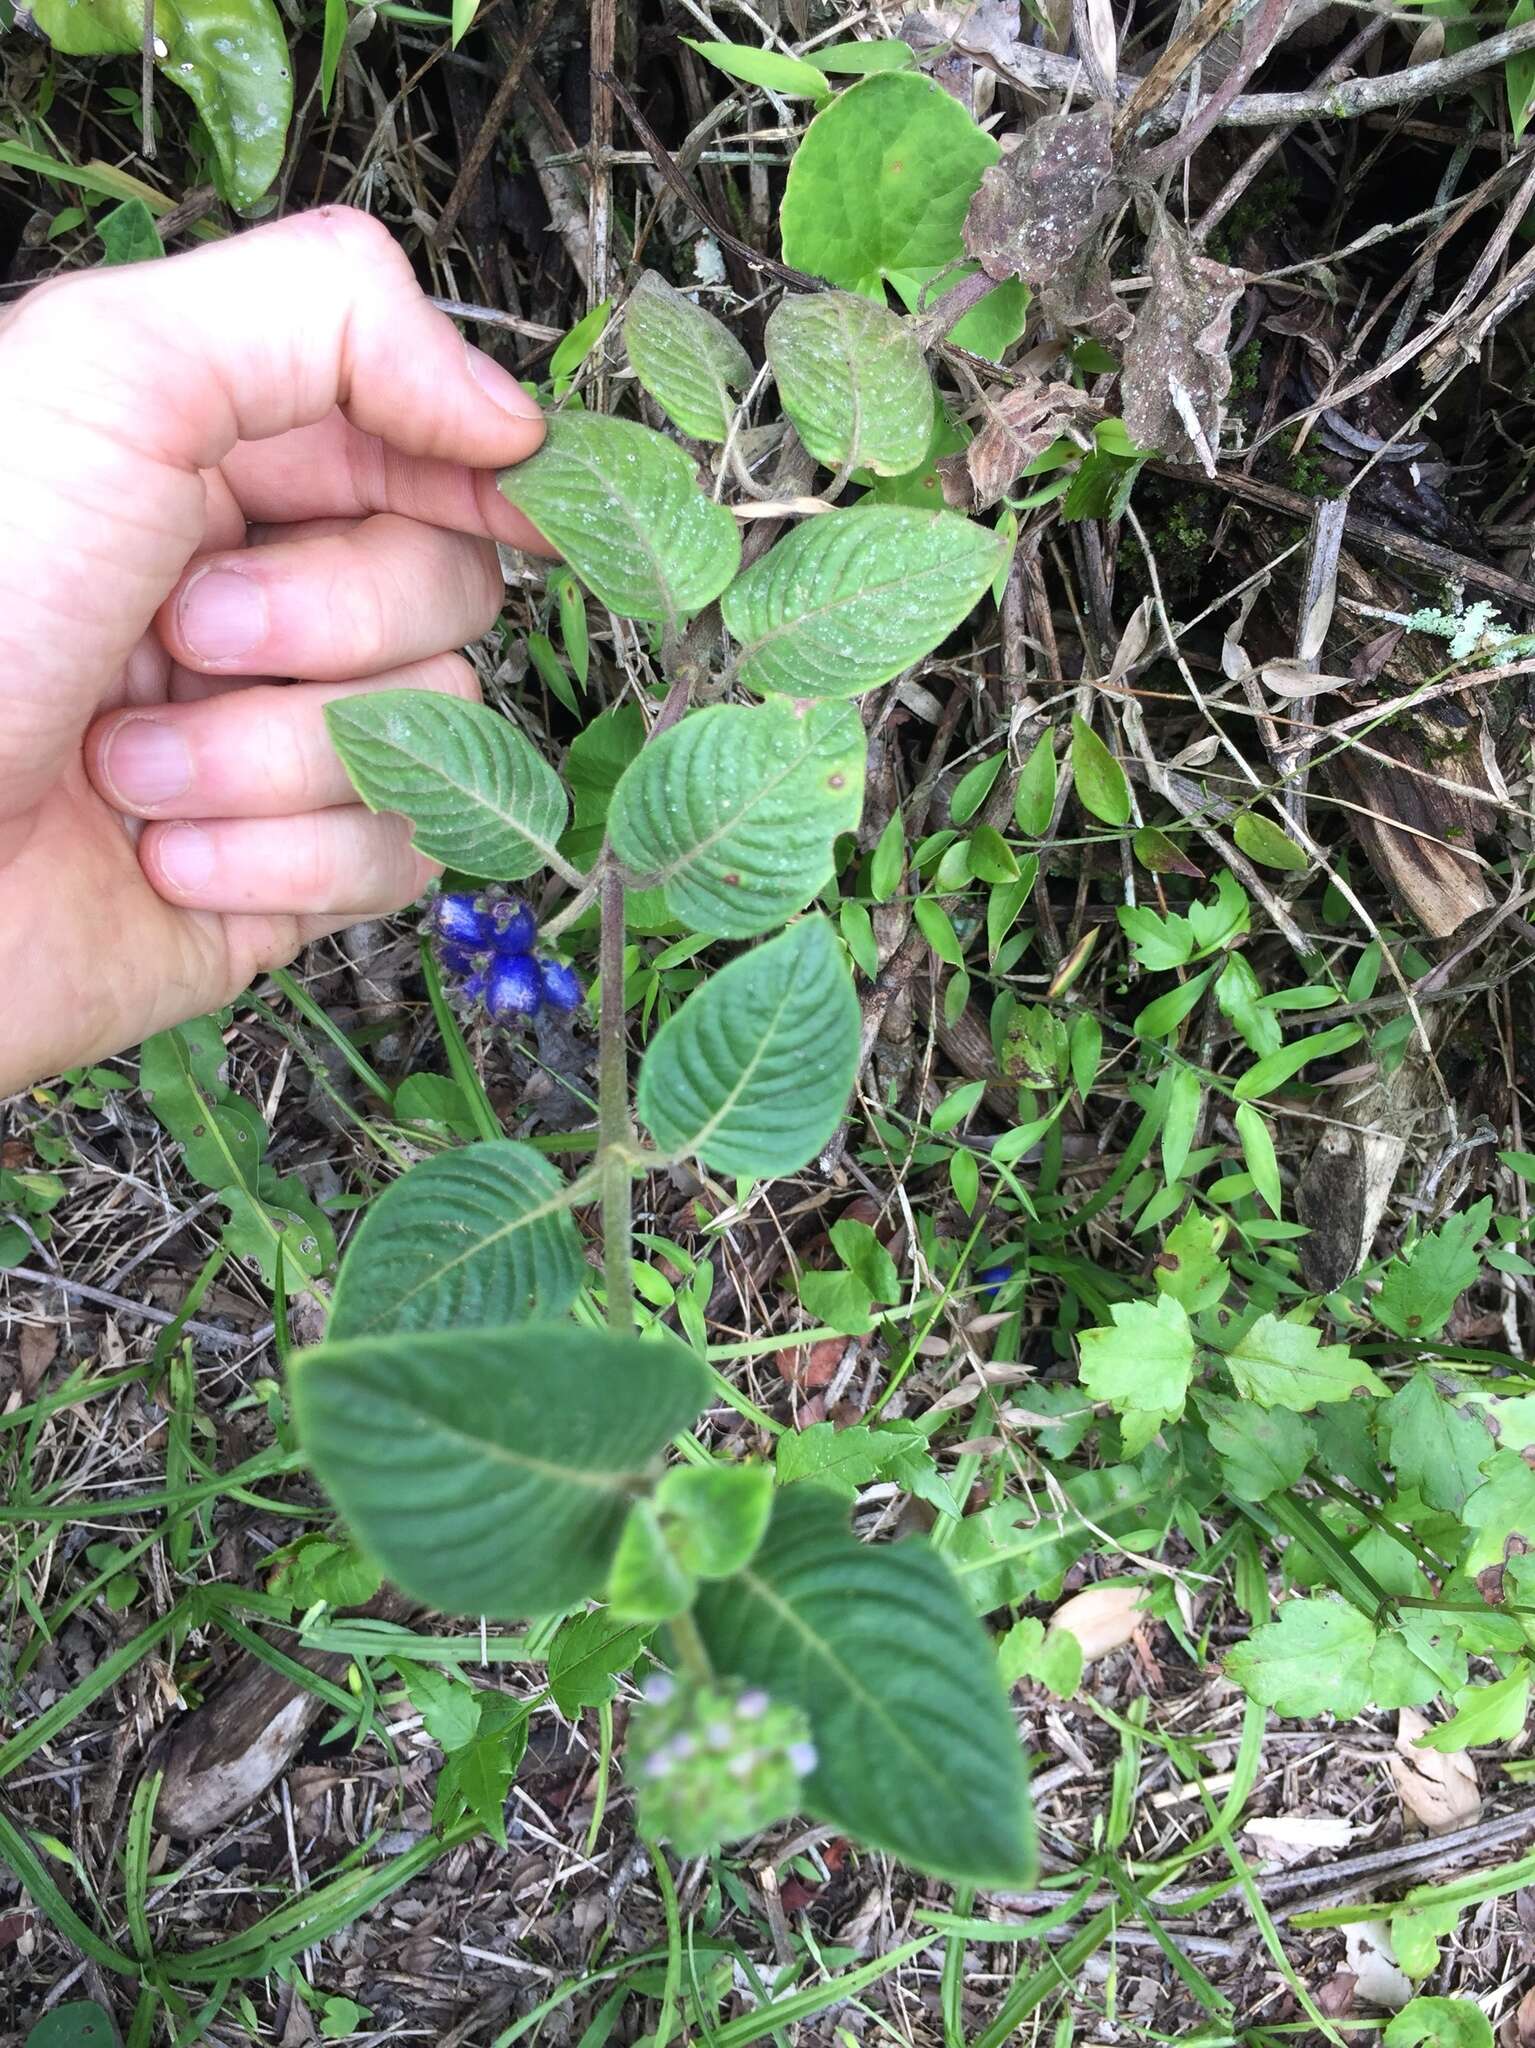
[155, 822, 215, 895]
[178, 566, 267, 662]
[464, 340, 544, 422]
[100, 717, 192, 808]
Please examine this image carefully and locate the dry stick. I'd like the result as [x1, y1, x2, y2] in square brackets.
[5, 1266, 265, 1355]
[1130, 0, 1294, 178]
[1112, 0, 1240, 146]
[432, 0, 565, 254]
[587, 0, 617, 318]
[1195, 13, 1389, 240]
[965, 12, 1535, 133]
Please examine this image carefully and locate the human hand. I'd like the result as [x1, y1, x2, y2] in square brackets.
[0, 205, 549, 1096]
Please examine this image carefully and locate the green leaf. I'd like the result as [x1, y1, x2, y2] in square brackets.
[765, 292, 934, 476]
[97, 197, 163, 264]
[1070, 714, 1130, 827]
[24, 2003, 117, 2048]
[1225, 1595, 1377, 1717]
[1415, 1672, 1529, 1751]
[722, 505, 1006, 698]
[1117, 903, 1194, 971]
[290, 1325, 710, 1618]
[1385, 1999, 1494, 2048]
[683, 35, 831, 99]
[799, 1268, 876, 1334]
[636, 917, 860, 1177]
[1461, 1449, 1535, 1578]
[869, 807, 905, 900]
[399, 1660, 481, 1751]
[606, 698, 864, 938]
[1154, 1210, 1229, 1313]
[1233, 1022, 1363, 1100]
[1383, 1372, 1491, 1515]
[808, 38, 916, 74]
[30, 0, 292, 210]
[1134, 964, 1216, 1039]
[1233, 811, 1309, 872]
[1375, 1198, 1490, 1341]
[547, 1609, 652, 1717]
[1078, 1295, 1195, 1442]
[1234, 1101, 1282, 1217]
[548, 298, 611, 393]
[656, 1463, 774, 1578]
[830, 1217, 900, 1303]
[780, 72, 999, 289]
[693, 1485, 1034, 1887]
[326, 690, 567, 882]
[997, 1616, 1082, 1698]
[497, 412, 741, 625]
[1160, 1066, 1201, 1186]
[1187, 869, 1250, 954]
[1225, 1313, 1385, 1411]
[1511, 0, 1535, 142]
[1215, 952, 1282, 1057]
[623, 270, 753, 442]
[776, 1420, 925, 1495]
[1199, 1392, 1314, 1502]
[608, 1503, 695, 1621]
[326, 1141, 585, 1341]
[1014, 730, 1057, 836]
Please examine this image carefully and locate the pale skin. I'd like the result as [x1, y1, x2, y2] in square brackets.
[0, 205, 555, 1098]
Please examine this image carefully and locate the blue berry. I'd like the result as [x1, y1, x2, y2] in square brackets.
[431, 891, 496, 947]
[436, 939, 486, 978]
[977, 1261, 1014, 1303]
[485, 952, 542, 1021]
[538, 958, 584, 1013]
[489, 897, 537, 953]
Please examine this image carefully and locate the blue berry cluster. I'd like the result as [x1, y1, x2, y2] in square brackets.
[430, 891, 584, 1024]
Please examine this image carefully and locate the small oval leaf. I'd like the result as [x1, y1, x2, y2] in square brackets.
[722, 505, 1006, 698]
[637, 917, 860, 1176]
[1234, 810, 1310, 872]
[498, 412, 741, 624]
[325, 689, 567, 880]
[766, 291, 934, 476]
[682, 35, 831, 99]
[1070, 713, 1131, 827]
[623, 270, 754, 442]
[607, 698, 865, 937]
[327, 1141, 586, 1340]
[291, 1324, 710, 1617]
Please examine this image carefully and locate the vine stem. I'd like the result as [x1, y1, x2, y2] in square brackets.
[596, 861, 635, 1335]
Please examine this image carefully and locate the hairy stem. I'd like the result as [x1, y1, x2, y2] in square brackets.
[597, 862, 635, 1334]
[665, 1605, 716, 1685]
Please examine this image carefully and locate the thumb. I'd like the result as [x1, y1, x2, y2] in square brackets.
[0, 207, 543, 822]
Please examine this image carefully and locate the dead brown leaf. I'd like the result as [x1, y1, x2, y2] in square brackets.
[939, 380, 1100, 510]
[965, 106, 1117, 286]
[18, 1321, 58, 1399]
[1049, 1582, 1148, 1661]
[1389, 1706, 1481, 1834]
[1120, 203, 1244, 476]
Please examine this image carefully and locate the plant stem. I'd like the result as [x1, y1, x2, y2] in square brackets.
[596, 862, 635, 1335]
[666, 1605, 715, 1685]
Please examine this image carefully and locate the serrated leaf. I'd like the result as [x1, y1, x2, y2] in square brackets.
[1224, 1596, 1377, 1717]
[623, 270, 753, 442]
[997, 1616, 1083, 1697]
[1187, 869, 1250, 954]
[1199, 1392, 1314, 1502]
[1383, 1372, 1492, 1515]
[547, 1609, 652, 1717]
[1070, 714, 1130, 826]
[766, 292, 933, 476]
[1225, 1313, 1385, 1411]
[326, 1141, 585, 1341]
[722, 505, 1005, 698]
[30, 0, 291, 210]
[291, 1325, 710, 1617]
[693, 1484, 1034, 1887]
[497, 411, 740, 624]
[606, 698, 864, 937]
[1461, 1449, 1535, 1579]
[1078, 1294, 1194, 1441]
[326, 690, 567, 881]
[1117, 902, 1194, 971]
[1375, 1198, 1490, 1341]
[780, 72, 1000, 290]
[776, 1420, 926, 1495]
[636, 917, 859, 1177]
